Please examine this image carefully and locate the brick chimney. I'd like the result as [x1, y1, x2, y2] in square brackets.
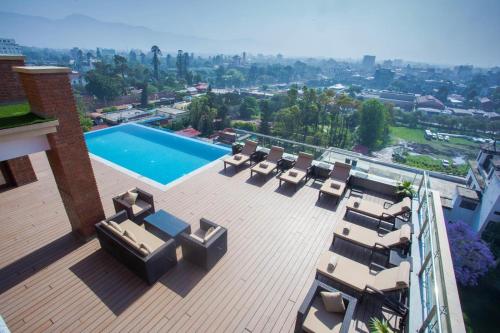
[13, 66, 105, 239]
[0, 55, 37, 186]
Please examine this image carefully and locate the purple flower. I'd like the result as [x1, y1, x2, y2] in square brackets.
[446, 220, 495, 287]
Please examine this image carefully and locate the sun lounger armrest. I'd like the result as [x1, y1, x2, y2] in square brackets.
[365, 284, 385, 296]
[374, 242, 389, 250]
[369, 261, 386, 271]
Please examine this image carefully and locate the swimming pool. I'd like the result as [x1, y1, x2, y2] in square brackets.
[85, 123, 230, 186]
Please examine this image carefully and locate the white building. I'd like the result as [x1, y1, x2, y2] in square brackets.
[0, 38, 22, 55]
[446, 143, 500, 233]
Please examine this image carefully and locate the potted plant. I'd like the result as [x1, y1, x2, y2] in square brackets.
[370, 317, 394, 333]
[396, 180, 415, 199]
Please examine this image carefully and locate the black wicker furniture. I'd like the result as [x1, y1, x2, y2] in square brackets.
[179, 218, 227, 270]
[144, 209, 192, 243]
[295, 280, 357, 333]
[112, 187, 155, 224]
[95, 210, 177, 285]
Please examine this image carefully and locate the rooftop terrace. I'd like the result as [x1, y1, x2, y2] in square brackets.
[0, 152, 412, 332]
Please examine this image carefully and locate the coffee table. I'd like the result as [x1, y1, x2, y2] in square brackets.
[144, 210, 191, 243]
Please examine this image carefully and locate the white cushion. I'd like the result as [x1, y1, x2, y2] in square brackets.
[123, 190, 138, 205]
[109, 221, 123, 234]
[320, 291, 346, 313]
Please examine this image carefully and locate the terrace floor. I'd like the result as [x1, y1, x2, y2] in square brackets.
[0, 152, 402, 332]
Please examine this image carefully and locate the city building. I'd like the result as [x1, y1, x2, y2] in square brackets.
[359, 90, 415, 110]
[416, 95, 445, 110]
[0, 38, 22, 55]
[373, 68, 395, 87]
[447, 143, 500, 233]
[361, 55, 376, 71]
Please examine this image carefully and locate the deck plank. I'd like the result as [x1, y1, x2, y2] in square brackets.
[0, 152, 402, 332]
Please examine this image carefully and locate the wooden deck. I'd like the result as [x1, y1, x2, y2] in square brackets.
[0, 153, 401, 332]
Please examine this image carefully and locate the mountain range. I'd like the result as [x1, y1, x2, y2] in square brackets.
[0, 11, 265, 54]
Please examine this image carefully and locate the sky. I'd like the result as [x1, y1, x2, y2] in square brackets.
[2, 0, 500, 66]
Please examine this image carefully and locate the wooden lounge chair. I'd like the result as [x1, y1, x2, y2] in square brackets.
[278, 152, 313, 190]
[316, 251, 410, 299]
[223, 140, 258, 173]
[318, 162, 352, 204]
[250, 146, 284, 177]
[333, 219, 411, 252]
[295, 280, 357, 333]
[345, 196, 412, 222]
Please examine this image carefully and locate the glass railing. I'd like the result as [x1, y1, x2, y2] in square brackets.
[416, 172, 456, 333]
[233, 129, 423, 185]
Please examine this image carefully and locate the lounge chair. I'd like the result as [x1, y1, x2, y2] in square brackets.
[112, 187, 155, 224]
[223, 140, 258, 173]
[179, 218, 228, 270]
[278, 152, 314, 190]
[333, 219, 411, 252]
[250, 146, 284, 177]
[345, 196, 412, 222]
[316, 251, 410, 300]
[318, 162, 352, 204]
[295, 280, 357, 333]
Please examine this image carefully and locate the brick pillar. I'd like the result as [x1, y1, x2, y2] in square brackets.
[0, 55, 37, 186]
[5, 156, 37, 186]
[13, 66, 105, 239]
[0, 55, 26, 104]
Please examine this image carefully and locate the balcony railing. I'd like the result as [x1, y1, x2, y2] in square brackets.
[416, 172, 465, 333]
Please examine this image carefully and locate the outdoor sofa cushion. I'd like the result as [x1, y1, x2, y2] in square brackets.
[303, 297, 345, 333]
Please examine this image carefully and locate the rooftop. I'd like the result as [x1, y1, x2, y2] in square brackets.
[0, 152, 405, 332]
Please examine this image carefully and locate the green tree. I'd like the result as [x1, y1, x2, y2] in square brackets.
[239, 96, 259, 119]
[259, 100, 272, 134]
[113, 55, 128, 79]
[140, 81, 148, 107]
[151, 45, 162, 80]
[85, 70, 121, 103]
[358, 99, 388, 149]
[188, 96, 217, 136]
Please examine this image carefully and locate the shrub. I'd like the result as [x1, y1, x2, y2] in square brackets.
[446, 221, 495, 287]
[232, 121, 257, 132]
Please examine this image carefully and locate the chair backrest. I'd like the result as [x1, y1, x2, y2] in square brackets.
[331, 162, 352, 182]
[241, 140, 258, 155]
[267, 146, 284, 163]
[387, 197, 412, 216]
[372, 261, 411, 292]
[294, 152, 314, 171]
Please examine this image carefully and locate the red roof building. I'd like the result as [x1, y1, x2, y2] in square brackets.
[175, 127, 201, 138]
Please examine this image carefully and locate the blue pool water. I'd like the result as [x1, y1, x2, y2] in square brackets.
[85, 124, 230, 185]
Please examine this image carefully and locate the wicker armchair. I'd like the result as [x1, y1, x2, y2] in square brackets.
[295, 280, 357, 333]
[112, 187, 155, 224]
[179, 218, 227, 270]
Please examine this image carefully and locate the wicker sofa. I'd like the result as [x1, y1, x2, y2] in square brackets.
[95, 210, 177, 285]
[112, 187, 155, 224]
[295, 280, 357, 333]
[179, 218, 228, 270]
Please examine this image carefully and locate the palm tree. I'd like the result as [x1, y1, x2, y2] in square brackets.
[151, 45, 162, 81]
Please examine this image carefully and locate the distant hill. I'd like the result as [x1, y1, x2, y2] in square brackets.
[0, 11, 263, 53]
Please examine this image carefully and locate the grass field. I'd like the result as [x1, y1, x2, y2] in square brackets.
[389, 126, 481, 176]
